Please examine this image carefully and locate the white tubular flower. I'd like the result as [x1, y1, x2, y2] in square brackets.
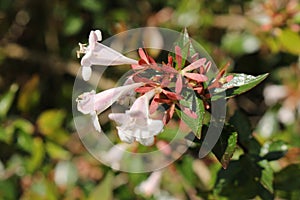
[135, 170, 163, 197]
[108, 89, 164, 146]
[78, 30, 138, 81]
[76, 82, 144, 132]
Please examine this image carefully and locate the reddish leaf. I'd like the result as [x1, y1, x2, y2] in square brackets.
[168, 55, 173, 66]
[138, 48, 149, 63]
[193, 86, 203, 94]
[161, 77, 171, 87]
[182, 106, 198, 119]
[132, 75, 154, 84]
[169, 103, 175, 119]
[162, 65, 178, 74]
[184, 73, 208, 82]
[205, 61, 211, 73]
[191, 53, 199, 62]
[182, 58, 206, 72]
[149, 96, 160, 114]
[175, 74, 183, 94]
[148, 56, 157, 65]
[131, 64, 144, 70]
[154, 98, 173, 104]
[162, 90, 182, 100]
[138, 59, 148, 65]
[135, 86, 154, 93]
[175, 45, 182, 70]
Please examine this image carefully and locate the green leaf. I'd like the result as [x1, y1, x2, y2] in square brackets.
[0, 178, 18, 200]
[171, 28, 197, 68]
[37, 109, 66, 135]
[12, 118, 34, 135]
[63, 16, 83, 36]
[17, 75, 40, 113]
[0, 84, 18, 119]
[214, 155, 274, 199]
[274, 164, 300, 192]
[260, 140, 288, 161]
[37, 109, 69, 144]
[213, 73, 268, 100]
[229, 110, 261, 155]
[88, 172, 114, 200]
[277, 29, 300, 55]
[25, 137, 45, 173]
[229, 111, 252, 144]
[22, 176, 59, 200]
[17, 131, 34, 153]
[176, 89, 205, 138]
[45, 141, 71, 160]
[258, 160, 274, 194]
[212, 125, 238, 169]
[79, 0, 102, 12]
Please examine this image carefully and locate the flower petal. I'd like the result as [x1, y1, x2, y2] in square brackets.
[117, 128, 135, 144]
[91, 111, 101, 132]
[136, 136, 155, 146]
[92, 43, 138, 66]
[82, 66, 92, 81]
[148, 119, 164, 135]
[94, 30, 102, 41]
[108, 113, 128, 125]
[76, 90, 96, 114]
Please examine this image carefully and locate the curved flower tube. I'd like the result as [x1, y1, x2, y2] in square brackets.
[108, 89, 164, 146]
[76, 82, 144, 132]
[78, 30, 138, 81]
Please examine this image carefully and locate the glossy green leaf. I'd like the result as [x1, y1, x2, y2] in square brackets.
[88, 172, 114, 200]
[212, 125, 238, 169]
[260, 140, 288, 161]
[176, 90, 205, 138]
[0, 84, 18, 119]
[213, 73, 268, 100]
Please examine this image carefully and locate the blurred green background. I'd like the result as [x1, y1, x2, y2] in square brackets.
[0, 0, 299, 199]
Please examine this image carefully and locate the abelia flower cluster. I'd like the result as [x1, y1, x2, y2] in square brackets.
[76, 30, 232, 146]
